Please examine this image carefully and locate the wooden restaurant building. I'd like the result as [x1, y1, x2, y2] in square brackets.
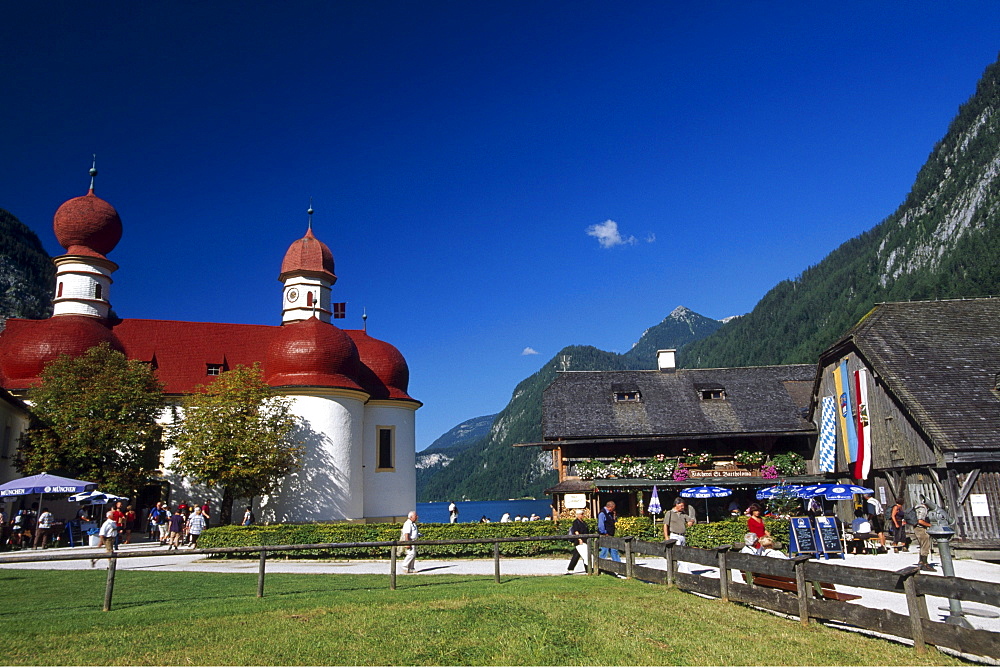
[517, 350, 826, 520]
[810, 298, 1000, 559]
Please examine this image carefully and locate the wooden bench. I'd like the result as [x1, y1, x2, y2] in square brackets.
[748, 573, 862, 602]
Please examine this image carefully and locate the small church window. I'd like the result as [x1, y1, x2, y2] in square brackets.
[307, 292, 314, 307]
[614, 391, 641, 402]
[57, 282, 63, 298]
[95, 283, 103, 300]
[207, 364, 223, 376]
[700, 389, 726, 400]
[377, 426, 395, 471]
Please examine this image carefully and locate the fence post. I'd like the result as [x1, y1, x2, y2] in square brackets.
[257, 548, 267, 598]
[587, 537, 595, 575]
[898, 566, 927, 655]
[389, 544, 397, 590]
[493, 541, 501, 584]
[625, 537, 634, 579]
[102, 555, 117, 612]
[594, 536, 601, 576]
[664, 539, 676, 587]
[792, 556, 811, 627]
[716, 546, 730, 602]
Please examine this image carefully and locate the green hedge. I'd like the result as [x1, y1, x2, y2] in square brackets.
[685, 516, 790, 550]
[199, 516, 658, 559]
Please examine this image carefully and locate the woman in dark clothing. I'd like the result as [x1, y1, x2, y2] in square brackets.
[565, 509, 589, 574]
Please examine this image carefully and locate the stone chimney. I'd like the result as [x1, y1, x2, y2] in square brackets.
[656, 349, 676, 372]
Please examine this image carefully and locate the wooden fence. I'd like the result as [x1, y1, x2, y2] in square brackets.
[1, 533, 998, 660]
[0, 533, 598, 611]
[596, 535, 1000, 661]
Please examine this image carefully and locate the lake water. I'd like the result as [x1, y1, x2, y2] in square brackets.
[416, 499, 554, 524]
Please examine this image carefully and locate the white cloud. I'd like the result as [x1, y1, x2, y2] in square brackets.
[521, 347, 539, 356]
[586, 219, 637, 248]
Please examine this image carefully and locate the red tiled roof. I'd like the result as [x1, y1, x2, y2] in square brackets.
[279, 227, 335, 281]
[348, 330, 414, 401]
[53, 191, 122, 259]
[264, 317, 363, 392]
[0, 316, 415, 402]
[0, 316, 125, 388]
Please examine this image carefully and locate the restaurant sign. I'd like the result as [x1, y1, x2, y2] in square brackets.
[689, 465, 758, 478]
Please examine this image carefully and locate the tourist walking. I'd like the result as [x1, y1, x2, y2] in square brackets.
[448, 501, 458, 523]
[32, 507, 54, 549]
[400, 511, 420, 573]
[597, 501, 621, 563]
[242, 506, 255, 526]
[186, 507, 207, 548]
[565, 509, 589, 574]
[167, 507, 185, 550]
[98, 511, 118, 552]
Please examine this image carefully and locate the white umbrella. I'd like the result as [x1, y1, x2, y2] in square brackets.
[647, 485, 662, 515]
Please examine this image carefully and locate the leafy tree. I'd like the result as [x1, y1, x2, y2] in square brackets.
[17, 342, 165, 495]
[169, 364, 303, 524]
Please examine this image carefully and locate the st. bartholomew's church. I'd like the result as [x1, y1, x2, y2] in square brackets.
[0, 167, 420, 522]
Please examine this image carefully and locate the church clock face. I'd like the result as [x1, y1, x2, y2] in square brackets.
[287, 287, 299, 303]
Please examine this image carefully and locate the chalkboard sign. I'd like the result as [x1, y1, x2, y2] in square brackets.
[814, 516, 844, 556]
[788, 516, 817, 556]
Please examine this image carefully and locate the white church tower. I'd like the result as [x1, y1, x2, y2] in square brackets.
[279, 204, 336, 323]
[51, 160, 121, 320]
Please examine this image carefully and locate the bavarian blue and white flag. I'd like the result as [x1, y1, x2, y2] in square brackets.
[819, 395, 837, 473]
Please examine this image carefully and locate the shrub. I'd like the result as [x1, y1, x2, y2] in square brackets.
[199, 517, 659, 559]
[685, 516, 790, 550]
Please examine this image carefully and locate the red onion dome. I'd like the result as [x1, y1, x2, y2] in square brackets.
[278, 227, 336, 282]
[264, 317, 363, 391]
[0, 316, 124, 389]
[348, 330, 415, 401]
[53, 191, 122, 259]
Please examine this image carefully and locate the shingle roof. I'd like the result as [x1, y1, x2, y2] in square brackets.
[543, 365, 816, 440]
[825, 298, 1000, 452]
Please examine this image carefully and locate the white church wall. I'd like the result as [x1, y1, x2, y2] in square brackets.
[362, 402, 416, 521]
[261, 393, 365, 522]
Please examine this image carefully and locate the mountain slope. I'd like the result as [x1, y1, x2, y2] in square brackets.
[0, 208, 54, 329]
[681, 55, 1000, 369]
[418, 307, 722, 501]
[415, 414, 496, 495]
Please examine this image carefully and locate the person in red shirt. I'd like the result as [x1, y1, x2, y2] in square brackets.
[110, 501, 126, 548]
[746, 504, 770, 547]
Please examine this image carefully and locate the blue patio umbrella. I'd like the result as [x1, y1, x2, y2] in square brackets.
[756, 484, 804, 500]
[797, 483, 873, 501]
[0, 473, 95, 498]
[647, 485, 662, 515]
[0, 473, 97, 524]
[680, 485, 732, 522]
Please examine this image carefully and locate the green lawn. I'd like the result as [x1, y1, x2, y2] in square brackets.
[0, 569, 969, 666]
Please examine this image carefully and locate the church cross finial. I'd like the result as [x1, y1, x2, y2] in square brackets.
[307, 198, 314, 232]
[89, 154, 98, 192]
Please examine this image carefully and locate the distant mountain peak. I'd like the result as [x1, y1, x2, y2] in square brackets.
[669, 305, 694, 319]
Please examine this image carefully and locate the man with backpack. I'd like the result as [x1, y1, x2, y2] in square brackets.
[908, 497, 935, 571]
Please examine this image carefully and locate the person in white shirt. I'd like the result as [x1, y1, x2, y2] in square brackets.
[448, 502, 458, 523]
[186, 507, 207, 548]
[757, 536, 787, 558]
[400, 511, 420, 574]
[98, 511, 118, 553]
[33, 508, 54, 549]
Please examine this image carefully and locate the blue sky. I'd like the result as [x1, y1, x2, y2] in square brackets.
[2, 2, 999, 449]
